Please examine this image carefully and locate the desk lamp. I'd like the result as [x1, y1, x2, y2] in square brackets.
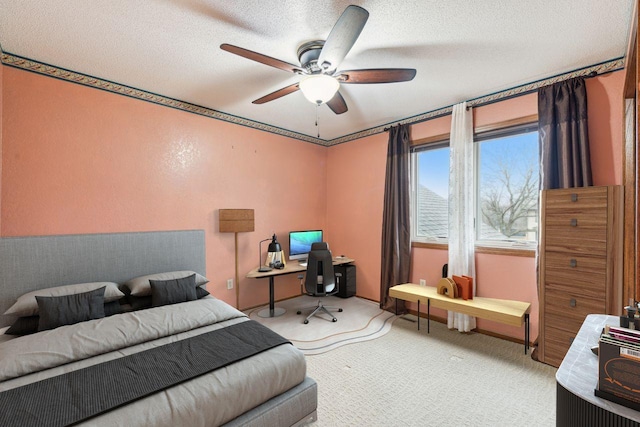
[219, 209, 254, 309]
[266, 234, 285, 268]
[258, 238, 273, 272]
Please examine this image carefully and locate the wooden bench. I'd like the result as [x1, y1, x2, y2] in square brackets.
[389, 283, 531, 354]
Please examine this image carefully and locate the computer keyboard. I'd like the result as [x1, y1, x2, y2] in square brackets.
[299, 262, 307, 267]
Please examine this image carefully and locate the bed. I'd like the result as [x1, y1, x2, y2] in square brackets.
[0, 230, 318, 427]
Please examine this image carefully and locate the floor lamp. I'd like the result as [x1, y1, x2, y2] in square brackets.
[219, 209, 254, 309]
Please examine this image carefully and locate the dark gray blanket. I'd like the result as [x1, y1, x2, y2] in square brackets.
[0, 320, 289, 427]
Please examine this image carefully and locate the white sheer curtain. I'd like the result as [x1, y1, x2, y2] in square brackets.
[448, 102, 476, 332]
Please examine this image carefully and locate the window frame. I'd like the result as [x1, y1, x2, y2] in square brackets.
[410, 116, 539, 256]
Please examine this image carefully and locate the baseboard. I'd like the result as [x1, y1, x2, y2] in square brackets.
[242, 294, 304, 312]
[353, 295, 379, 304]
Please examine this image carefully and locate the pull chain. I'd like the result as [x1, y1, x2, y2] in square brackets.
[315, 102, 320, 138]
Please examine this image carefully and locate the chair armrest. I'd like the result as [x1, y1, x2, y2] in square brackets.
[335, 272, 342, 292]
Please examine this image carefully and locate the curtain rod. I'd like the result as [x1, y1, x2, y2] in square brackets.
[383, 71, 599, 132]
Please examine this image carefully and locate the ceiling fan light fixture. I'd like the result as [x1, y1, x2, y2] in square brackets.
[299, 74, 339, 104]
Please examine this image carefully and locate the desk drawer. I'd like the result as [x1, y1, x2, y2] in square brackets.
[543, 252, 606, 293]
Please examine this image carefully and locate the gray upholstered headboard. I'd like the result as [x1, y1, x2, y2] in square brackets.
[0, 230, 205, 327]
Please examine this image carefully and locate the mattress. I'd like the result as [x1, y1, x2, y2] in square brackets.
[0, 298, 308, 427]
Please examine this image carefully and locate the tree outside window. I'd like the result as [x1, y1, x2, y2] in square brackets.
[477, 130, 539, 245]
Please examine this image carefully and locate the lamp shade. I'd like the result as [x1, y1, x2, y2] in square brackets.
[299, 74, 340, 104]
[219, 209, 255, 233]
[267, 234, 281, 252]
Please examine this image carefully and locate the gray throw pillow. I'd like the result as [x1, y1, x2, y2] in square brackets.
[150, 274, 198, 307]
[36, 286, 106, 331]
[4, 282, 123, 317]
[5, 299, 123, 336]
[5, 316, 40, 336]
[129, 286, 209, 311]
[124, 271, 209, 297]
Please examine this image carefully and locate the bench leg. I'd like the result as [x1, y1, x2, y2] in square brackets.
[427, 299, 430, 334]
[524, 313, 530, 355]
[417, 300, 420, 331]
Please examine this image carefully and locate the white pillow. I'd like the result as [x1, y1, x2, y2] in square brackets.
[124, 271, 209, 296]
[4, 282, 124, 317]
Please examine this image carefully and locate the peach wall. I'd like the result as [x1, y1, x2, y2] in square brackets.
[0, 66, 326, 309]
[326, 70, 625, 341]
[326, 132, 388, 302]
[586, 72, 625, 185]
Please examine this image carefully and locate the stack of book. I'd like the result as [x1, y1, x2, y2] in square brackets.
[596, 325, 640, 410]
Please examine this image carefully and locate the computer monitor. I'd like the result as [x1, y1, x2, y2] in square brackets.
[289, 230, 323, 262]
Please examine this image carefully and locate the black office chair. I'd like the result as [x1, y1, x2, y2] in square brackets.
[296, 244, 343, 324]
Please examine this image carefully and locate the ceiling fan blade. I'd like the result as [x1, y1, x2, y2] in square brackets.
[326, 91, 348, 115]
[336, 68, 417, 84]
[252, 82, 300, 104]
[317, 5, 369, 73]
[220, 44, 303, 74]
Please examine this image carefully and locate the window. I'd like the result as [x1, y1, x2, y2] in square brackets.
[475, 124, 539, 248]
[411, 122, 539, 250]
[411, 142, 450, 241]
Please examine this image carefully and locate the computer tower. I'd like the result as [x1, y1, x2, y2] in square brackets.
[334, 264, 356, 298]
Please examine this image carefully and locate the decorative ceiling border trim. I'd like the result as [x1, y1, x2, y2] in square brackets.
[0, 52, 624, 147]
[326, 57, 625, 146]
[0, 52, 331, 147]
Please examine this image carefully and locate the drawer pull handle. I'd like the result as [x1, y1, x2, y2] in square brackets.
[569, 259, 577, 268]
[570, 218, 578, 227]
[570, 298, 577, 307]
[571, 194, 578, 202]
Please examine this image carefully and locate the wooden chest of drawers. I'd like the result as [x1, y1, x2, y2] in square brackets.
[538, 186, 623, 368]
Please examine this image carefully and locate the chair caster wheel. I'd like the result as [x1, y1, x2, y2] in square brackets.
[297, 311, 301, 315]
[304, 320, 309, 324]
[338, 308, 343, 312]
[332, 318, 337, 322]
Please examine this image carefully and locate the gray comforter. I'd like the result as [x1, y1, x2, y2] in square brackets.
[0, 298, 307, 426]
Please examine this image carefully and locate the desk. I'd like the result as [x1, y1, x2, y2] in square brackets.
[389, 283, 531, 354]
[246, 257, 355, 318]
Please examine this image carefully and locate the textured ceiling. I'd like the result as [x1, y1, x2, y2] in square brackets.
[0, 1, 634, 143]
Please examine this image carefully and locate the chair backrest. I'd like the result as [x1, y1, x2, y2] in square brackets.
[304, 248, 336, 296]
[310, 242, 328, 251]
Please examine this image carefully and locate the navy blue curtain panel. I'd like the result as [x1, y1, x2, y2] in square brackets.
[538, 77, 593, 190]
[380, 124, 411, 311]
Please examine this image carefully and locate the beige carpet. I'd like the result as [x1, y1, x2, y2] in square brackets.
[246, 296, 396, 355]
[305, 315, 558, 426]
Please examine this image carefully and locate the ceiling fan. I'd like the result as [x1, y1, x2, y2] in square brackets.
[220, 5, 416, 115]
